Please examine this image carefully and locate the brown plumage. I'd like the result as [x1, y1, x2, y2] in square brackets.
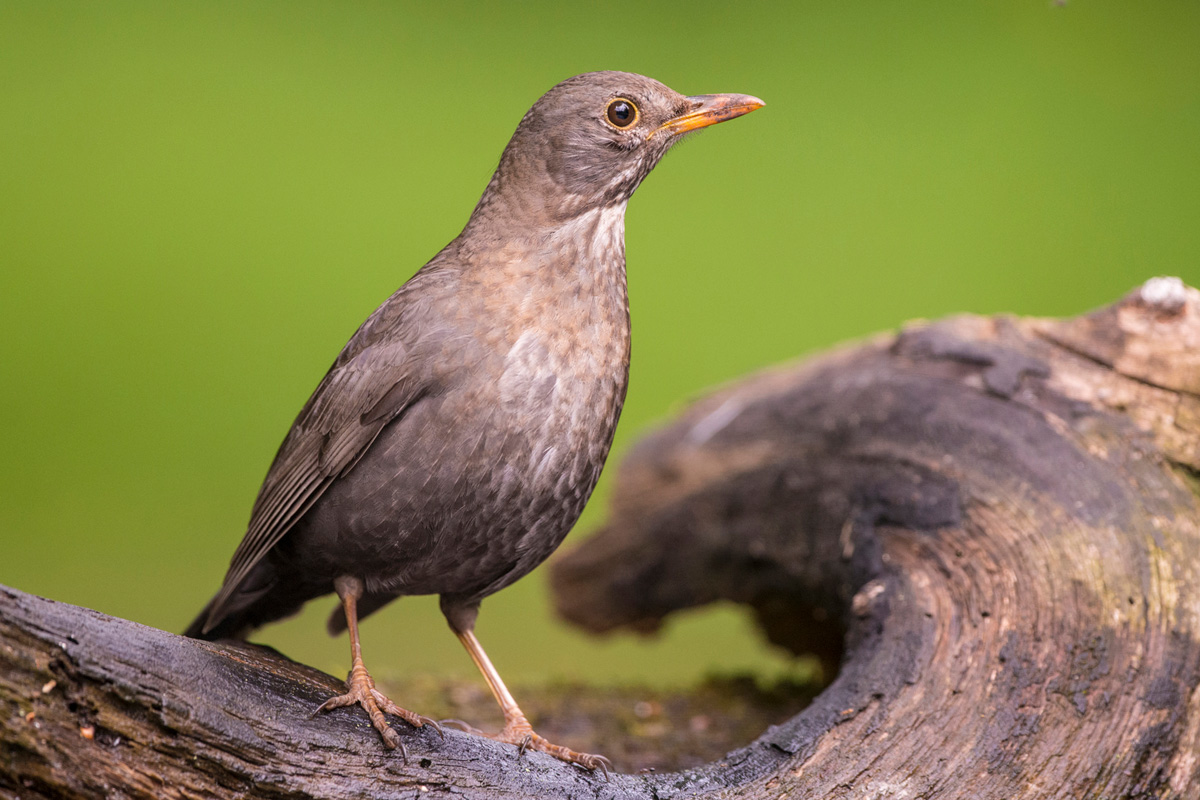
[185, 71, 762, 773]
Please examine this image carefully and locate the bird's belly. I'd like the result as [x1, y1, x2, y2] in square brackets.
[289, 332, 628, 601]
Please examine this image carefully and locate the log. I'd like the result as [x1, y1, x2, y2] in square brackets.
[3, 278, 1199, 798]
[552, 276, 1200, 799]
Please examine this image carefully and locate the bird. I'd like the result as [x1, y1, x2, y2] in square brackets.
[185, 70, 763, 774]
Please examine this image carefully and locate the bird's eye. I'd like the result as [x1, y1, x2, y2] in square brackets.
[605, 98, 639, 129]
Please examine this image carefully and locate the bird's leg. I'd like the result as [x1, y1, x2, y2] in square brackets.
[317, 576, 440, 754]
[454, 627, 611, 777]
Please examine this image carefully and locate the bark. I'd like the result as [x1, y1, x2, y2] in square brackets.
[4, 278, 1200, 799]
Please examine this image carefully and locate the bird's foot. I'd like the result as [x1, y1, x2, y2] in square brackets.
[509, 728, 611, 778]
[456, 715, 610, 777]
[316, 666, 442, 754]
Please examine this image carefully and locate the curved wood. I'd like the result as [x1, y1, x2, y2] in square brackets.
[552, 277, 1200, 798]
[3, 279, 1198, 798]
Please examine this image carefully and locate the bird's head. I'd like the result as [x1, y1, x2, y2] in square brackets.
[468, 71, 764, 229]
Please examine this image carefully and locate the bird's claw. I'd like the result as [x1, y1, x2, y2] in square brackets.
[492, 720, 611, 779]
[581, 753, 613, 780]
[316, 670, 439, 756]
[372, 690, 444, 739]
[421, 715, 446, 740]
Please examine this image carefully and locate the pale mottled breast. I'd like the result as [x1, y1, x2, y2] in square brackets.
[485, 203, 632, 579]
[497, 204, 630, 411]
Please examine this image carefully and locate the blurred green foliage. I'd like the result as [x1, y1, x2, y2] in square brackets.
[2, 2, 1197, 687]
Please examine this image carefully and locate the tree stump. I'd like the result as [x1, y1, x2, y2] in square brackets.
[4, 278, 1199, 798]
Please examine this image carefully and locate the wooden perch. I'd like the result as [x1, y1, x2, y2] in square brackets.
[4, 278, 1200, 798]
[552, 276, 1200, 799]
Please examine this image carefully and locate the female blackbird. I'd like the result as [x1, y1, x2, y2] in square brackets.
[185, 71, 762, 773]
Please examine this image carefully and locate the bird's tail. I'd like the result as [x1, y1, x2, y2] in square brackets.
[183, 595, 218, 640]
[183, 591, 253, 641]
[182, 560, 291, 641]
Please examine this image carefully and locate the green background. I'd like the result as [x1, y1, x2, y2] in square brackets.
[2, 2, 1198, 688]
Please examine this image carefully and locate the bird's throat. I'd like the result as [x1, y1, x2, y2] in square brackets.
[545, 202, 627, 276]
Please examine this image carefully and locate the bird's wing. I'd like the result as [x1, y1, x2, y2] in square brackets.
[202, 277, 446, 632]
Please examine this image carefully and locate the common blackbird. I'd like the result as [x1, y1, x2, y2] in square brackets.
[185, 71, 763, 773]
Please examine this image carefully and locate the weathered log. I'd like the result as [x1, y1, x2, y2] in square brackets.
[552, 276, 1200, 799]
[3, 278, 1199, 798]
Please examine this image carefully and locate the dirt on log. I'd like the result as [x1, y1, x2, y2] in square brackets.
[4, 278, 1200, 799]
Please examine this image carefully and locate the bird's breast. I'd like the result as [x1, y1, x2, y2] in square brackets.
[495, 279, 630, 473]
[497, 315, 629, 452]
[478, 202, 631, 448]
[477, 205, 632, 543]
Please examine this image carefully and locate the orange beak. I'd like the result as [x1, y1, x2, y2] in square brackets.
[651, 93, 765, 139]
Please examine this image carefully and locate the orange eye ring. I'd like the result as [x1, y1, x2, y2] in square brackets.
[605, 98, 639, 129]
